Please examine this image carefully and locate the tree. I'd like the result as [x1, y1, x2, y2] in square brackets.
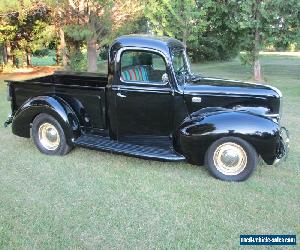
[64, 0, 143, 72]
[253, 0, 262, 81]
[146, 0, 200, 46]
[0, 0, 25, 66]
[191, 0, 241, 62]
[238, 0, 300, 81]
[43, 0, 70, 68]
[264, 0, 300, 51]
[13, 3, 52, 66]
[0, 0, 54, 67]
[1, 0, 298, 75]
[146, 0, 243, 62]
[0, 22, 16, 65]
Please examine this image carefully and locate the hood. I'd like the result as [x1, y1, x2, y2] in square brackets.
[183, 77, 282, 119]
[184, 77, 281, 97]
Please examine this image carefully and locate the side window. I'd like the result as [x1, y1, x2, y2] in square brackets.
[120, 50, 167, 84]
[172, 50, 186, 73]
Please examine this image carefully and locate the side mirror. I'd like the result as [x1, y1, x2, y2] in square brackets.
[162, 73, 169, 84]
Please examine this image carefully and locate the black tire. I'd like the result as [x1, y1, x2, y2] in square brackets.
[32, 113, 72, 155]
[205, 137, 258, 181]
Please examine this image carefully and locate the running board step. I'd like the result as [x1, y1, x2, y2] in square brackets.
[74, 134, 185, 161]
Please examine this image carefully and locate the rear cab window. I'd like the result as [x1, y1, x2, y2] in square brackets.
[120, 50, 167, 85]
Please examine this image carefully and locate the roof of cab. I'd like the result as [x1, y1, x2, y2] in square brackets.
[110, 34, 184, 55]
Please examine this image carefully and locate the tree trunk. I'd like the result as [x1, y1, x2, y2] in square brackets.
[253, 0, 262, 81]
[12, 55, 17, 67]
[22, 51, 28, 67]
[2, 43, 8, 64]
[56, 45, 60, 65]
[26, 52, 32, 66]
[253, 24, 262, 81]
[74, 40, 81, 54]
[59, 28, 68, 68]
[254, 59, 261, 81]
[180, 0, 187, 47]
[87, 38, 98, 72]
[182, 29, 187, 47]
[6, 42, 13, 65]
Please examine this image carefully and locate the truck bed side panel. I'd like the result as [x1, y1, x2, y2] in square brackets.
[10, 76, 107, 130]
[54, 85, 106, 129]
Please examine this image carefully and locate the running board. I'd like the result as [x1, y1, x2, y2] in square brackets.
[74, 134, 185, 161]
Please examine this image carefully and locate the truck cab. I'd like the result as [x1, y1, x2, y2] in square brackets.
[4, 35, 289, 181]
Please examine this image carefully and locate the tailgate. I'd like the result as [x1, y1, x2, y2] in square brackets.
[4, 80, 15, 127]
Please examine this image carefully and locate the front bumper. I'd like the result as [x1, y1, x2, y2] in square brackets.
[274, 126, 289, 164]
[3, 114, 13, 128]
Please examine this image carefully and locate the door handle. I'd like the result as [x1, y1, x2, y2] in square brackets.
[117, 93, 126, 98]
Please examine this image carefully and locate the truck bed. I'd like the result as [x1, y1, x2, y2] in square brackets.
[24, 71, 108, 88]
[7, 71, 109, 132]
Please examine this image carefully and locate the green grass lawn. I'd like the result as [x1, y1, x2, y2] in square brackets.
[0, 55, 299, 249]
[31, 56, 56, 66]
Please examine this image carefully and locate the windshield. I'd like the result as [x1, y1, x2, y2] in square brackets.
[171, 49, 191, 85]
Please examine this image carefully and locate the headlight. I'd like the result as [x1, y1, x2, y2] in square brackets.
[265, 113, 280, 123]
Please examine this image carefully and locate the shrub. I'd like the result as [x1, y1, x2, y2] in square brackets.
[69, 51, 87, 72]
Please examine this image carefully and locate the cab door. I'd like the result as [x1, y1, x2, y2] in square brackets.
[113, 49, 174, 140]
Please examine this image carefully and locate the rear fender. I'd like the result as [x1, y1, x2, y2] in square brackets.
[11, 96, 80, 145]
[176, 110, 280, 165]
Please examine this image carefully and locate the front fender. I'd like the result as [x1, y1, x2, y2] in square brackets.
[12, 96, 80, 144]
[176, 110, 280, 165]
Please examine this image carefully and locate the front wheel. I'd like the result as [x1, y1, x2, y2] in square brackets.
[205, 137, 258, 181]
[32, 113, 72, 155]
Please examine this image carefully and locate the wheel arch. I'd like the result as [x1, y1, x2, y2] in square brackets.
[176, 110, 280, 165]
[11, 96, 81, 145]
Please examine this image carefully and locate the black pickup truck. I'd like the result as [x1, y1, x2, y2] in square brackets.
[4, 35, 289, 181]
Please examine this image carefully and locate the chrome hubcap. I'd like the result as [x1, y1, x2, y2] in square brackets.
[38, 123, 60, 150]
[213, 142, 247, 175]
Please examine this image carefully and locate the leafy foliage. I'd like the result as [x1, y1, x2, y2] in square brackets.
[146, 0, 242, 62]
[56, 0, 143, 71]
[0, 1, 54, 67]
[69, 49, 87, 72]
[0, 0, 299, 76]
[235, 0, 300, 79]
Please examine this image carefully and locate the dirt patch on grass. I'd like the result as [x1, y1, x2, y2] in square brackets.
[0, 66, 61, 81]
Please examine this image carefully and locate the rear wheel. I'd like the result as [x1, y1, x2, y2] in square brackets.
[205, 137, 258, 181]
[32, 113, 72, 155]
